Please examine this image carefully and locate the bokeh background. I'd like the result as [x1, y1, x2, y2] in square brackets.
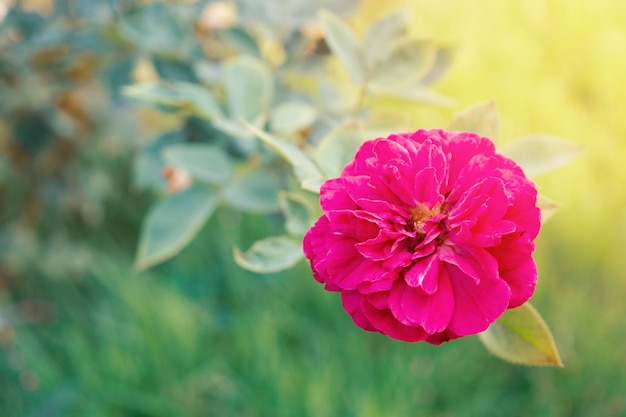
[2, 0, 626, 416]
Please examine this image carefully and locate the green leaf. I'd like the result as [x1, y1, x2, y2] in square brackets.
[135, 185, 218, 271]
[219, 27, 260, 57]
[270, 101, 317, 134]
[319, 78, 347, 113]
[478, 303, 564, 367]
[279, 191, 314, 238]
[223, 56, 274, 121]
[162, 144, 233, 185]
[234, 236, 303, 273]
[212, 117, 257, 141]
[244, 121, 325, 193]
[316, 122, 362, 178]
[222, 170, 281, 213]
[420, 46, 453, 86]
[363, 9, 409, 69]
[449, 99, 500, 142]
[368, 39, 434, 90]
[366, 83, 456, 108]
[119, 3, 192, 55]
[498, 135, 583, 177]
[194, 60, 221, 85]
[152, 56, 196, 82]
[123, 81, 224, 120]
[319, 9, 366, 84]
[537, 194, 559, 224]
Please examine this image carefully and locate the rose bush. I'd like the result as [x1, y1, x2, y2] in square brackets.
[304, 129, 541, 344]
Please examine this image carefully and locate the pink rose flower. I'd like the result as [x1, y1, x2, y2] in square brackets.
[303, 129, 541, 344]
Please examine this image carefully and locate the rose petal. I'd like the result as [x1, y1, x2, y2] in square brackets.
[413, 138, 448, 185]
[399, 269, 455, 333]
[341, 291, 376, 331]
[404, 254, 440, 294]
[425, 329, 461, 345]
[412, 167, 443, 208]
[499, 257, 537, 308]
[367, 291, 389, 310]
[361, 297, 428, 342]
[438, 244, 499, 285]
[447, 263, 511, 336]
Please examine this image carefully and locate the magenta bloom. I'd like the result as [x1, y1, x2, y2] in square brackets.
[303, 129, 540, 344]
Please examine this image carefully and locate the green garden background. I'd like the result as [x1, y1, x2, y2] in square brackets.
[1, 0, 626, 415]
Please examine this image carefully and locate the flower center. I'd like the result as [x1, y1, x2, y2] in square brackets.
[410, 203, 441, 236]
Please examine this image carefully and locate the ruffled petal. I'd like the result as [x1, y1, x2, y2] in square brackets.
[425, 329, 461, 345]
[447, 263, 511, 336]
[398, 269, 455, 333]
[341, 291, 376, 332]
[443, 131, 496, 194]
[438, 244, 499, 285]
[447, 176, 517, 246]
[360, 297, 428, 342]
[412, 167, 443, 208]
[328, 255, 388, 291]
[320, 178, 357, 211]
[488, 234, 535, 270]
[499, 257, 537, 308]
[412, 138, 448, 185]
[404, 254, 440, 294]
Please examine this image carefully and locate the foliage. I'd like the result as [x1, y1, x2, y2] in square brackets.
[125, 4, 454, 270]
[0, 0, 157, 280]
[479, 303, 563, 367]
[118, 2, 582, 366]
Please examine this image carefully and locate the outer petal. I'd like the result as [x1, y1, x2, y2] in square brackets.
[398, 269, 455, 334]
[499, 257, 537, 308]
[343, 140, 376, 176]
[372, 138, 412, 164]
[303, 216, 331, 283]
[328, 255, 388, 291]
[488, 234, 535, 270]
[425, 329, 461, 345]
[446, 263, 511, 336]
[341, 291, 376, 332]
[367, 291, 389, 310]
[360, 297, 428, 342]
[320, 178, 357, 211]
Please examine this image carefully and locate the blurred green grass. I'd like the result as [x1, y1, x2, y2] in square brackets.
[6, 210, 626, 416]
[4, 0, 626, 416]
[6, 211, 614, 417]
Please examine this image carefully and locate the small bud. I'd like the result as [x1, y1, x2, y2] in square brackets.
[162, 166, 193, 194]
[198, 2, 237, 31]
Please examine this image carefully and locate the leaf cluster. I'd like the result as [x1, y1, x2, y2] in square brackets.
[127, 6, 455, 271]
[120, 4, 579, 367]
